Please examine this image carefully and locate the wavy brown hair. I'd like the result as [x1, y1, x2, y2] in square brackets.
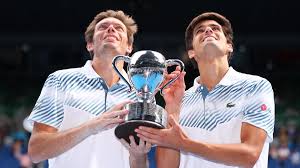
[84, 10, 138, 57]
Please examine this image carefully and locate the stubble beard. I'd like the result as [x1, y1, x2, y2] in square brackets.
[202, 42, 224, 60]
[95, 43, 120, 58]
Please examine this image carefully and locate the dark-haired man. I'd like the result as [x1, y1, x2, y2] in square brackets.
[136, 12, 275, 168]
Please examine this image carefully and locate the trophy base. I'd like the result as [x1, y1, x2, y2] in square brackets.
[115, 120, 164, 145]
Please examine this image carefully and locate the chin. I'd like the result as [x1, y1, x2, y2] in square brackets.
[203, 44, 223, 57]
[204, 42, 218, 51]
[103, 43, 117, 48]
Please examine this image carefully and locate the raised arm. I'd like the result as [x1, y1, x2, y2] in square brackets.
[156, 67, 185, 168]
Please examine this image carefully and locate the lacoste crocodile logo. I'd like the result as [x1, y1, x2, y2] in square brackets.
[226, 102, 235, 108]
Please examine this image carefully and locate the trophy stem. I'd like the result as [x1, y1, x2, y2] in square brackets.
[114, 102, 167, 144]
[138, 92, 154, 103]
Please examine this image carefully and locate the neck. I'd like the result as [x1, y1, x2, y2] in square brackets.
[197, 57, 229, 91]
[91, 54, 124, 88]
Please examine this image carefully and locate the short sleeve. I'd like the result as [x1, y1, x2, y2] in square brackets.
[242, 79, 275, 142]
[28, 73, 65, 128]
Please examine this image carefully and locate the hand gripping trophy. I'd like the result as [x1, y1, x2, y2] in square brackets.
[112, 50, 184, 144]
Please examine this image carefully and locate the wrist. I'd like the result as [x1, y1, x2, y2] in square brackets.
[165, 99, 182, 106]
[180, 136, 191, 151]
[81, 122, 95, 137]
[129, 154, 148, 168]
[165, 104, 181, 114]
[130, 153, 147, 163]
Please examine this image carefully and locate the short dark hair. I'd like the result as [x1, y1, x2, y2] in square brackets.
[185, 12, 234, 60]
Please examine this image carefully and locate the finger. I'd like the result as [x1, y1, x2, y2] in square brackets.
[109, 100, 133, 111]
[179, 72, 186, 82]
[175, 66, 181, 71]
[167, 66, 181, 75]
[135, 128, 162, 140]
[104, 120, 123, 129]
[111, 117, 126, 124]
[102, 118, 126, 129]
[177, 71, 185, 80]
[145, 141, 152, 151]
[162, 88, 170, 94]
[172, 68, 181, 74]
[168, 71, 182, 85]
[166, 73, 178, 78]
[163, 74, 177, 84]
[118, 113, 127, 119]
[137, 133, 160, 146]
[161, 74, 180, 89]
[119, 138, 130, 150]
[138, 137, 145, 147]
[166, 70, 180, 77]
[137, 126, 162, 135]
[104, 109, 129, 118]
[129, 135, 137, 148]
[163, 70, 179, 79]
[171, 72, 186, 88]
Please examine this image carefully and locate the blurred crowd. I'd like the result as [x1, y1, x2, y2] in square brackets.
[0, 113, 31, 168]
[269, 125, 300, 168]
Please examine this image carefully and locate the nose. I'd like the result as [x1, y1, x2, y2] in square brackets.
[204, 27, 213, 34]
[107, 24, 116, 33]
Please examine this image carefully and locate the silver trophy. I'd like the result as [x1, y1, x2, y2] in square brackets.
[112, 50, 184, 144]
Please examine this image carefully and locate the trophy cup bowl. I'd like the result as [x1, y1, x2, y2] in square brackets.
[112, 50, 184, 144]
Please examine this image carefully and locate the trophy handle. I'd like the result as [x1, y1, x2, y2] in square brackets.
[112, 55, 133, 91]
[160, 59, 185, 95]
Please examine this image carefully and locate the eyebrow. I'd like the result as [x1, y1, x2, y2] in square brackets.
[98, 22, 124, 27]
[196, 23, 221, 30]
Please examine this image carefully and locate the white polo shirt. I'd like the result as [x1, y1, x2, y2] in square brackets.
[28, 61, 136, 168]
[179, 67, 275, 168]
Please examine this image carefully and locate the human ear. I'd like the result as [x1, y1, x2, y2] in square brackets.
[188, 49, 195, 59]
[126, 43, 133, 55]
[86, 42, 93, 52]
[227, 43, 233, 53]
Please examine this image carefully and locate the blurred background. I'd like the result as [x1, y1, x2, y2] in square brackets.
[0, 0, 300, 167]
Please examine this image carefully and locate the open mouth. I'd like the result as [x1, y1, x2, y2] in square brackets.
[203, 36, 217, 41]
[104, 35, 118, 41]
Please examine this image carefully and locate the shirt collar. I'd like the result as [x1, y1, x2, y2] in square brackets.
[82, 60, 130, 86]
[218, 67, 240, 86]
[192, 67, 240, 90]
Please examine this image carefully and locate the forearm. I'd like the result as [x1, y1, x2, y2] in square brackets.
[156, 147, 180, 168]
[182, 139, 261, 168]
[165, 104, 180, 120]
[28, 123, 91, 163]
[129, 154, 148, 168]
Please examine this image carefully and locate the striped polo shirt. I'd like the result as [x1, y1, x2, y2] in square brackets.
[28, 60, 136, 168]
[179, 67, 275, 168]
